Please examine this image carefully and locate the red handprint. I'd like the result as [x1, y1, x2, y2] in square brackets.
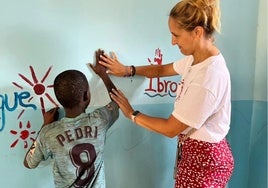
[148, 48, 163, 65]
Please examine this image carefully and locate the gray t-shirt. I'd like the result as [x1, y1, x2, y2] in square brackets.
[25, 101, 119, 188]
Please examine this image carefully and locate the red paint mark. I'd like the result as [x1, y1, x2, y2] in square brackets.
[34, 83, 45, 95]
[10, 139, 19, 148]
[28, 96, 33, 102]
[10, 121, 37, 149]
[45, 93, 58, 107]
[18, 73, 34, 87]
[40, 97, 45, 115]
[12, 82, 23, 89]
[10, 66, 58, 149]
[13, 66, 58, 119]
[147, 48, 163, 65]
[41, 66, 52, 83]
[10, 130, 17, 134]
[17, 109, 25, 119]
[29, 66, 38, 84]
[20, 130, 29, 140]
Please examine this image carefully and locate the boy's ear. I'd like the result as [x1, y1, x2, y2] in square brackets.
[83, 90, 91, 102]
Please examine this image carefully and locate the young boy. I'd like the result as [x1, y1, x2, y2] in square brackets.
[24, 50, 119, 188]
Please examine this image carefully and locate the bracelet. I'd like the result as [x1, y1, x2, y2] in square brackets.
[124, 66, 136, 78]
[130, 65, 136, 77]
[131, 110, 140, 123]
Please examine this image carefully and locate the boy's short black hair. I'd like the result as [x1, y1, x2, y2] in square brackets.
[54, 70, 89, 108]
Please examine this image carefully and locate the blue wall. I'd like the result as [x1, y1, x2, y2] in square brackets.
[0, 0, 266, 187]
[227, 101, 267, 188]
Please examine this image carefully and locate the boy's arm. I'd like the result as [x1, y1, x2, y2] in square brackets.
[99, 72, 116, 94]
[24, 108, 59, 168]
[89, 49, 117, 96]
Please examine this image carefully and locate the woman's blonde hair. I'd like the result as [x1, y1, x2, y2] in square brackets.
[169, 0, 221, 37]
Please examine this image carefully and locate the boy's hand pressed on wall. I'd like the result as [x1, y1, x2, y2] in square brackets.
[89, 49, 107, 77]
[89, 48, 117, 96]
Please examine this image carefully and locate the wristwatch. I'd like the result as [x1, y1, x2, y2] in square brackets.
[131, 110, 140, 123]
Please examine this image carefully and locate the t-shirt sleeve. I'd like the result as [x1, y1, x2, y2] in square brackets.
[173, 56, 193, 75]
[93, 101, 119, 128]
[24, 135, 46, 168]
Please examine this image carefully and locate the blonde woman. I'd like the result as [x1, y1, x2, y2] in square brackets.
[100, 0, 234, 187]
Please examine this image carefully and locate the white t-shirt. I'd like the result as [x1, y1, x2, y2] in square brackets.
[172, 54, 231, 143]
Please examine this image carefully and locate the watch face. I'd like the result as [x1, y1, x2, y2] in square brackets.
[132, 111, 140, 116]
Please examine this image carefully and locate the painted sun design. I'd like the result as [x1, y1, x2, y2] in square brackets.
[10, 121, 36, 148]
[9, 65, 58, 149]
[12, 65, 58, 116]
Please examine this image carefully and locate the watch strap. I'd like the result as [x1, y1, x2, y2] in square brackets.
[131, 110, 140, 122]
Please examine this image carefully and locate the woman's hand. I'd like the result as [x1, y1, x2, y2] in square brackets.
[99, 52, 128, 77]
[110, 88, 134, 119]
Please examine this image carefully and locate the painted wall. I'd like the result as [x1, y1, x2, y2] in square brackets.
[0, 0, 266, 188]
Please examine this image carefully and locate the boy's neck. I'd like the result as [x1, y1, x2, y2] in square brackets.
[64, 107, 86, 118]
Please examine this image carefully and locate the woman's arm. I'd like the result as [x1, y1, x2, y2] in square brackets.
[99, 52, 177, 78]
[135, 63, 177, 78]
[134, 113, 188, 138]
[110, 89, 188, 138]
